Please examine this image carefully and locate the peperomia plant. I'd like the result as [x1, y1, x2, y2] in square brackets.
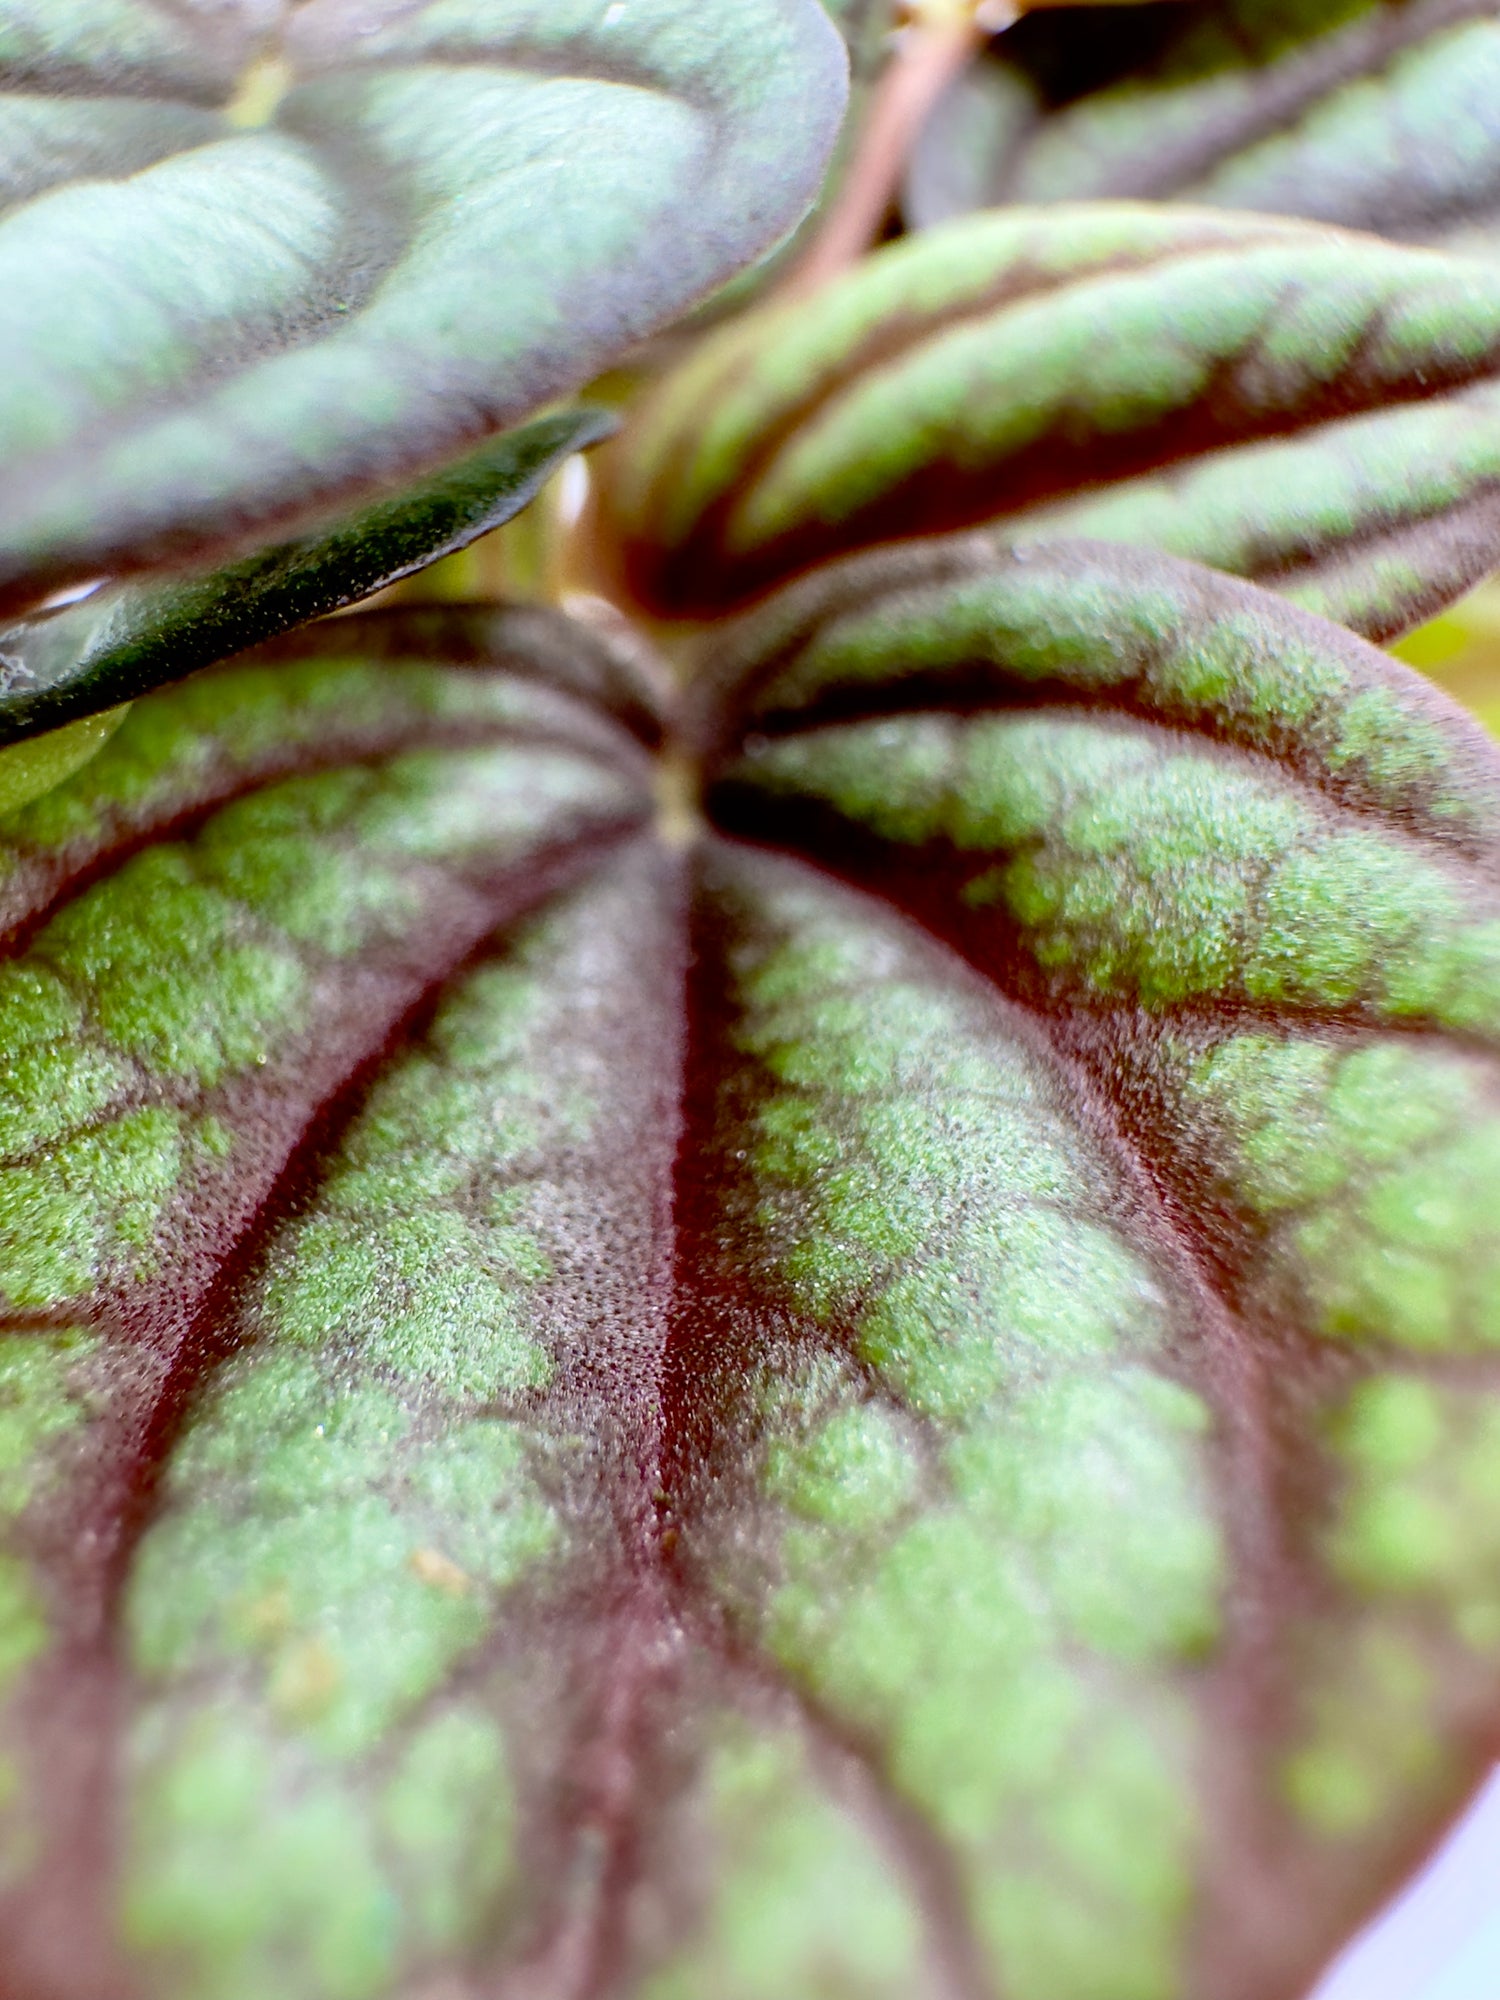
[905, 0, 1500, 251]
[6, 3, 1500, 1998]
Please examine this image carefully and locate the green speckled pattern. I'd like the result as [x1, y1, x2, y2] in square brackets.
[122, 852, 685, 2000]
[604, 202, 1500, 637]
[677, 849, 1219, 2000]
[738, 705, 1500, 1019]
[0, 612, 661, 1996]
[707, 533, 1500, 1998]
[0, 726, 642, 1306]
[4, 522, 1500, 2000]
[635, 1721, 927, 2000]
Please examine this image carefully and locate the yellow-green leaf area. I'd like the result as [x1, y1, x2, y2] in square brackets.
[640, 1728, 924, 2000]
[0, 1328, 97, 1518]
[126, 1713, 395, 2000]
[1282, 1628, 1446, 1841]
[1277, 1373, 1500, 1841]
[725, 868, 1220, 2000]
[0, 1330, 98, 1701]
[0, 1332, 103, 1880]
[0, 738, 603, 1310]
[0, 1557, 45, 1711]
[756, 562, 1476, 826]
[1326, 684, 1465, 808]
[735, 899, 1104, 1324]
[0, 704, 128, 819]
[119, 870, 674, 1991]
[0, 965, 128, 1158]
[625, 206, 1272, 547]
[0, 656, 575, 858]
[4, 739, 632, 1158]
[0, 1107, 185, 1307]
[726, 241, 1457, 556]
[768, 1380, 1212, 2000]
[36, 845, 307, 1086]
[1180, 1035, 1500, 1349]
[188, 746, 628, 958]
[129, 1356, 553, 1755]
[125, 1699, 517, 2000]
[738, 714, 1500, 1019]
[1328, 1376, 1500, 1650]
[765, 1402, 919, 1531]
[265, 1213, 548, 1398]
[376, 1710, 515, 1958]
[257, 923, 611, 1395]
[1031, 385, 1500, 607]
[771, 570, 1337, 724]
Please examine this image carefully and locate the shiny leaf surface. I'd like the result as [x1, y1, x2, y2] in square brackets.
[0, 407, 611, 748]
[3, 544, 1500, 1998]
[0, 0, 846, 612]
[601, 202, 1500, 637]
[907, 0, 1500, 253]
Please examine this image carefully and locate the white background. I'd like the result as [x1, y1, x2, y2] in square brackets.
[1312, 1772, 1500, 2000]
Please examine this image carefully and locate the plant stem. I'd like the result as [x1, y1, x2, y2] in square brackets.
[783, 0, 1014, 296]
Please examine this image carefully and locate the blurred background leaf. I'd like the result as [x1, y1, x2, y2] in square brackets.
[907, 0, 1500, 251]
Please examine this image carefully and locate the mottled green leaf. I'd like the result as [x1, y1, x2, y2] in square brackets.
[907, 0, 1500, 255]
[601, 202, 1500, 637]
[694, 540, 1500, 1999]
[0, 0, 846, 612]
[2, 543, 1500, 1995]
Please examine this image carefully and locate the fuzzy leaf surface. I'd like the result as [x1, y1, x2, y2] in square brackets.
[601, 203, 1500, 638]
[1, 545, 1500, 1999]
[907, 0, 1500, 252]
[0, 0, 846, 612]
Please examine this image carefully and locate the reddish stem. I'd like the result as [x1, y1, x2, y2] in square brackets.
[783, 2, 1014, 298]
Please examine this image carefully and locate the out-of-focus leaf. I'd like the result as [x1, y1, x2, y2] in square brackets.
[601, 203, 1500, 636]
[3, 546, 1500, 1997]
[680, 0, 900, 322]
[1391, 573, 1500, 732]
[907, 0, 1500, 255]
[0, 0, 846, 613]
[0, 704, 128, 816]
[820, 0, 900, 74]
[0, 407, 610, 748]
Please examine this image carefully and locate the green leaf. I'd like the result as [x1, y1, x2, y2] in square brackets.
[0, 407, 610, 748]
[0, 705, 129, 818]
[907, 0, 1500, 255]
[3, 544, 1500, 1997]
[601, 202, 1500, 637]
[674, 0, 902, 323]
[0, 0, 847, 612]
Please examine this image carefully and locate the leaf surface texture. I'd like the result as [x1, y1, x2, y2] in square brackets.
[2, 547, 1500, 2000]
[0, 0, 846, 610]
[602, 204, 1500, 638]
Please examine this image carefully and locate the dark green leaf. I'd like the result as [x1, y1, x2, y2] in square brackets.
[0, 0, 847, 612]
[907, 0, 1500, 254]
[0, 407, 611, 748]
[3, 547, 1500, 1996]
[602, 202, 1500, 636]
